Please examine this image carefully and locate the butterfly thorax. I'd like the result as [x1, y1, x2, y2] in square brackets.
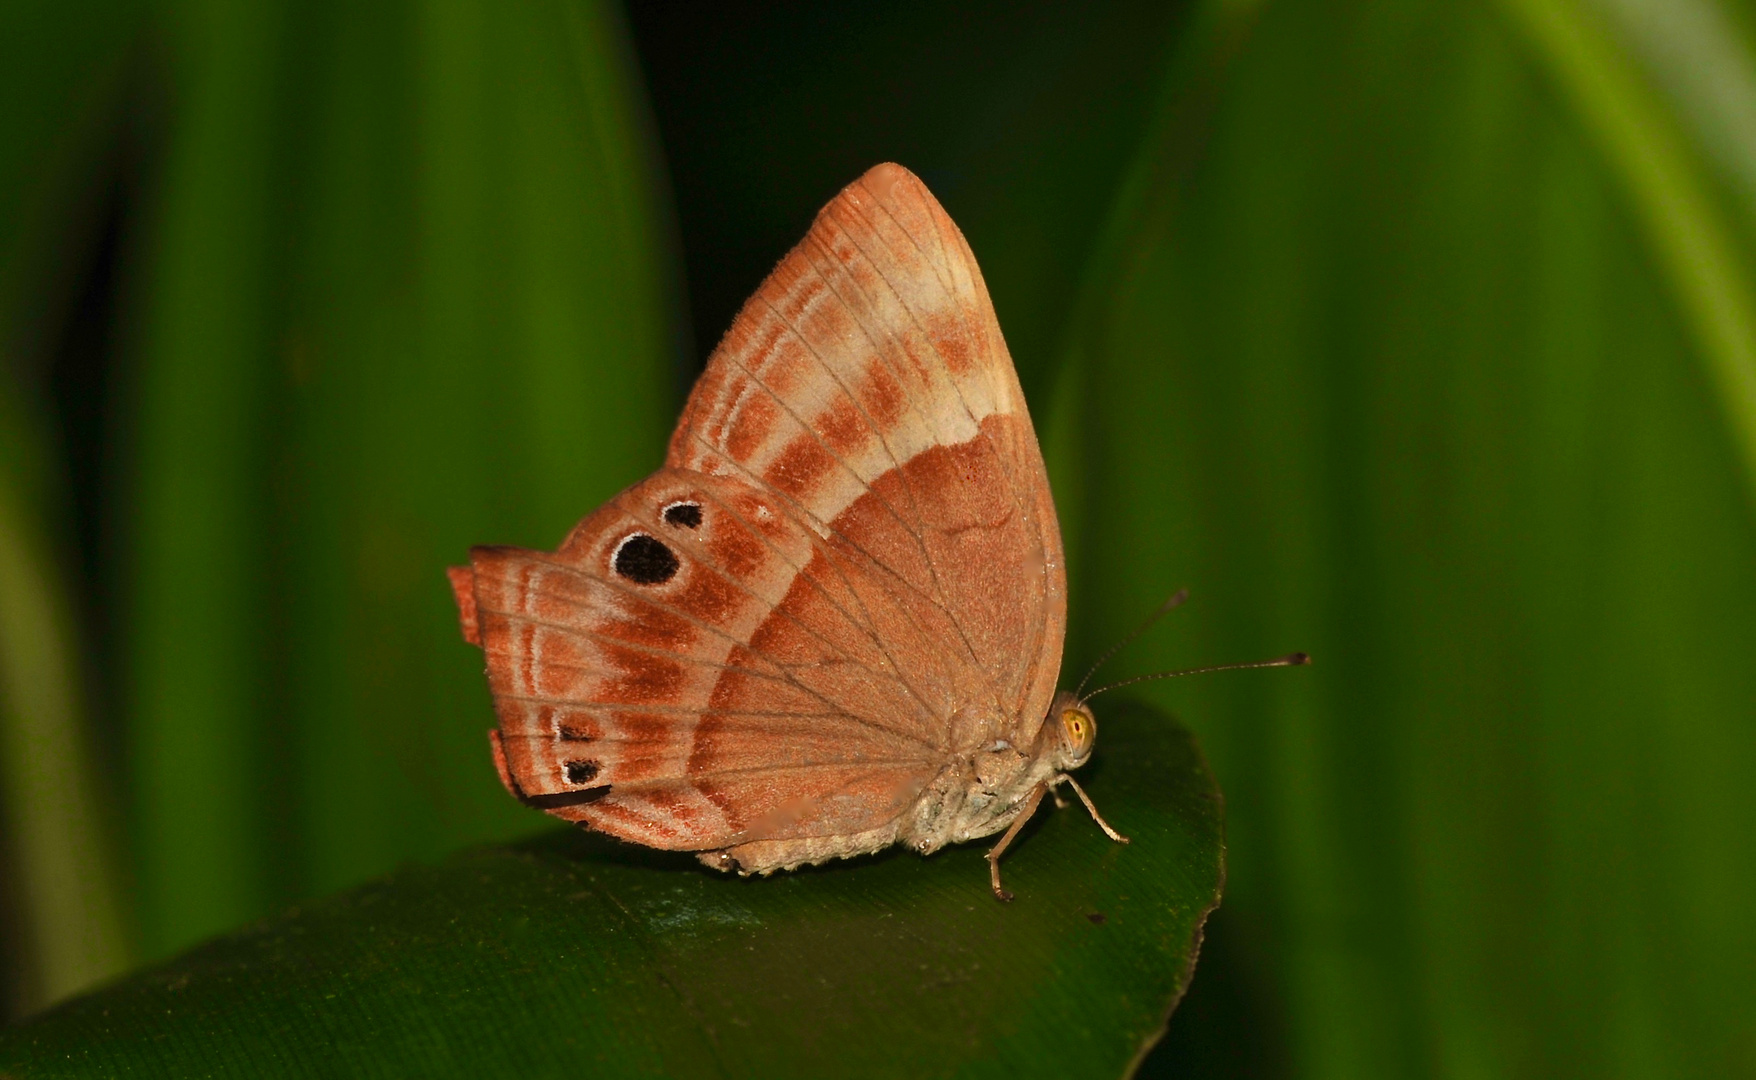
[901, 692, 1094, 854]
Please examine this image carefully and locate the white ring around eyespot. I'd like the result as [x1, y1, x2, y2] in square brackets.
[609, 531, 643, 568]
[607, 529, 684, 587]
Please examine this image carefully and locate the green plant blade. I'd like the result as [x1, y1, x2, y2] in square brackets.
[1502, 0, 1756, 507]
[0, 699, 1220, 1079]
[121, 0, 674, 959]
[0, 408, 132, 1013]
[1061, 0, 1756, 1075]
[0, 0, 144, 1013]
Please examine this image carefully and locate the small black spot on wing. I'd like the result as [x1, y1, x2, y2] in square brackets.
[565, 760, 600, 785]
[663, 502, 703, 529]
[613, 534, 679, 584]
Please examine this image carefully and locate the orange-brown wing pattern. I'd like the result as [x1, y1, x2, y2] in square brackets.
[668, 163, 1065, 745]
[456, 468, 939, 850]
[450, 164, 1065, 853]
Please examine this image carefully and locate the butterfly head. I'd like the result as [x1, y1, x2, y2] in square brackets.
[1042, 690, 1097, 769]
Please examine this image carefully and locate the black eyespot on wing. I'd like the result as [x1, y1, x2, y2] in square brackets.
[565, 760, 600, 785]
[663, 502, 703, 529]
[613, 534, 679, 584]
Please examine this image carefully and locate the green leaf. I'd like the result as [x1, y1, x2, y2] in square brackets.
[0, 0, 144, 1012]
[120, 0, 675, 958]
[1065, 0, 1756, 1075]
[0, 391, 133, 1014]
[1500, 0, 1756, 506]
[0, 699, 1221, 1079]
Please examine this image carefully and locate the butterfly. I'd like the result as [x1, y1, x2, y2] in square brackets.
[450, 164, 1135, 900]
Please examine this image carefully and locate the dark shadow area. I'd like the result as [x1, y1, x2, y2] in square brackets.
[0, 815, 29, 1022]
[1136, 903, 1291, 1079]
[35, 44, 162, 796]
[624, 0, 1186, 399]
[44, 170, 129, 760]
[515, 817, 930, 890]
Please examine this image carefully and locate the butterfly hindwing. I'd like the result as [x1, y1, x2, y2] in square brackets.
[465, 467, 942, 849]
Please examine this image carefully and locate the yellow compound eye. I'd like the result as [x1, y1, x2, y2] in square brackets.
[1062, 710, 1091, 750]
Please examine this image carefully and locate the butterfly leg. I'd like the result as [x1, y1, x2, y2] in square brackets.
[1053, 773, 1130, 844]
[986, 781, 1048, 902]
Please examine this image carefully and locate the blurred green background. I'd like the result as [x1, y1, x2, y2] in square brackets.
[1, 0, 1753, 1076]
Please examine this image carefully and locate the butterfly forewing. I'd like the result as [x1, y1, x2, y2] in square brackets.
[670, 164, 1064, 733]
[455, 163, 1066, 861]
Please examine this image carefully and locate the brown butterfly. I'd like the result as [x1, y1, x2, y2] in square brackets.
[448, 163, 1299, 900]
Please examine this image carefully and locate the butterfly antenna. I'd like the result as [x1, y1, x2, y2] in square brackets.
[1072, 588, 1191, 700]
[1080, 652, 1310, 704]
